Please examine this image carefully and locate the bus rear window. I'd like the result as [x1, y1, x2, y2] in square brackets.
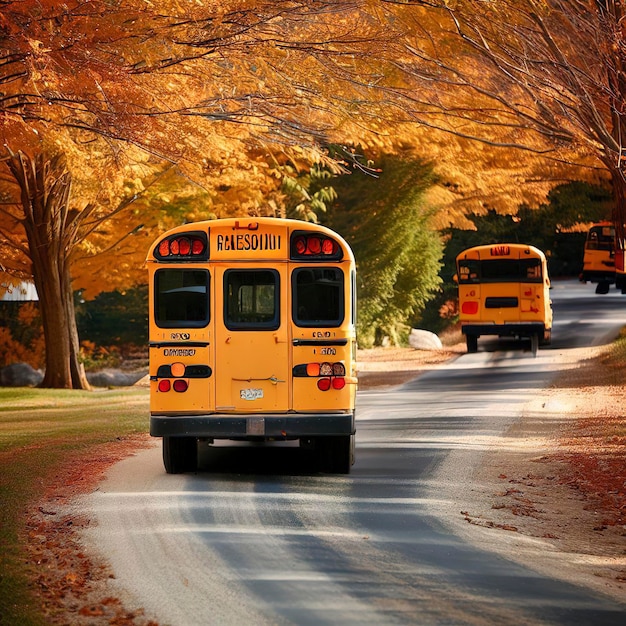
[155, 269, 209, 328]
[225, 270, 279, 330]
[293, 268, 344, 327]
[458, 259, 543, 283]
[586, 226, 614, 251]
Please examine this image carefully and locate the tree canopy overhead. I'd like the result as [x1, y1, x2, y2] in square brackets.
[382, 1, 623, 224]
[4, 0, 622, 387]
[0, 0, 403, 388]
[1, 0, 401, 163]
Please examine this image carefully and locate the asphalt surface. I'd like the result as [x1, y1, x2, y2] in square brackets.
[84, 279, 626, 625]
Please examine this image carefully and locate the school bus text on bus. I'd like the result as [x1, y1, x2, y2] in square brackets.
[455, 243, 553, 355]
[146, 217, 357, 475]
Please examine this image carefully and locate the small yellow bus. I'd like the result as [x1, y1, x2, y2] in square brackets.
[146, 217, 357, 474]
[456, 243, 553, 355]
[580, 221, 615, 294]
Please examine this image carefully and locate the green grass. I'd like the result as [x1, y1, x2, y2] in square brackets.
[0, 387, 149, 625]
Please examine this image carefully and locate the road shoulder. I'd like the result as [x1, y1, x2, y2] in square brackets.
[430, 345, 626, 604]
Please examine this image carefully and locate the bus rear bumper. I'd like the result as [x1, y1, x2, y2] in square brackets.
[461, 323, 547, 338]
[150, 412, 355, 439]
[580, 270, 615, 283]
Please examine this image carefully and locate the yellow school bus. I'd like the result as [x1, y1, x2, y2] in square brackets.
[580, 221, 615, 294]
[456, 243, 553, 355]
[146, 217, 357, 474]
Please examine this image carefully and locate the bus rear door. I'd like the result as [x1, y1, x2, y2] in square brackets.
[213, 263, 290, 413]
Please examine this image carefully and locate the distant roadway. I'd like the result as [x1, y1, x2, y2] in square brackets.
[85, 279, 626, 625]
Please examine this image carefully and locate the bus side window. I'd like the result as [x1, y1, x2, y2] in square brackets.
[293, 268, 344, 327]
[155, 269, 209, 328]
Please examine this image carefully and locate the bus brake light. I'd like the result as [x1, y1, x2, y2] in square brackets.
[173, 379, 189, 392]
[462, 301, 479, 314]
[294, 362, 346, 391]
[317, 378, 332, 391]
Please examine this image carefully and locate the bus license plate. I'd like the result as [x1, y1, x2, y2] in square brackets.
[241, 388, 264, 400]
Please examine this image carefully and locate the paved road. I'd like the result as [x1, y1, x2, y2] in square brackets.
[85, 280, 626, 625]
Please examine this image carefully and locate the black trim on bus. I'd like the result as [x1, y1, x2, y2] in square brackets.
[462, 323, 547, 338]
[149, 342, 210, 348]
[150, 412, 355, 438]
[292, 339, 348, 346]
[485, 297, 519, 308]
[154, 364, 212, 379]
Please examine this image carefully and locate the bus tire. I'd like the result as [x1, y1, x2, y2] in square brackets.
[596, 281, 610, 294]
[540, 329, 552, 346]
[466, 335, 478, 353]
[530, 334, 539, 356]
[316, 435, 353, 474]
[163, 436, 198, 474]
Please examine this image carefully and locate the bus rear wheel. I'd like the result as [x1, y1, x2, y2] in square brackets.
[316, 435, 354, 474]
[466, 335, 478, 353]
[163, 436, 198, 474]
[530, 334, 539, 356]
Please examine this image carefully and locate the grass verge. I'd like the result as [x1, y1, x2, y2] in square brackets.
[0, 387, 149, 625]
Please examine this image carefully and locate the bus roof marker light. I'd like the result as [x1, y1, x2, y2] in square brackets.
[178, 237, 191, 256]
[158, 240, 170, 257]
[307, 237, 322, 255]
[192, 238, 205, 255]
[154, 231, 208, 261]
[322, 239, 336, 255]
[294, 236, 307, 255]
[290, 230, 343, 261]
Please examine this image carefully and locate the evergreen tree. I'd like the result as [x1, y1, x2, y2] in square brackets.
[328, 154, 442, 347]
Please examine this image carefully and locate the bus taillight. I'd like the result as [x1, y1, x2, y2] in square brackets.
[291, 232, 342, 260]
[157, 378, 189, 393]
[317, 378, 331, 391]
[462, 301, 479, 314]
[155, 231, 208, 261]
[294, 362, 346, 391]
[173, 379, 188, 392]
[332, 377, 346, 390]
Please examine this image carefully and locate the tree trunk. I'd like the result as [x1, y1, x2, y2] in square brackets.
[7, 150, 90, 389]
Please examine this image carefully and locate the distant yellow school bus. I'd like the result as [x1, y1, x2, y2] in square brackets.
[580, 221, 615, 294]
[146, 217, 357, 474]
[456, 243, 553, 355]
